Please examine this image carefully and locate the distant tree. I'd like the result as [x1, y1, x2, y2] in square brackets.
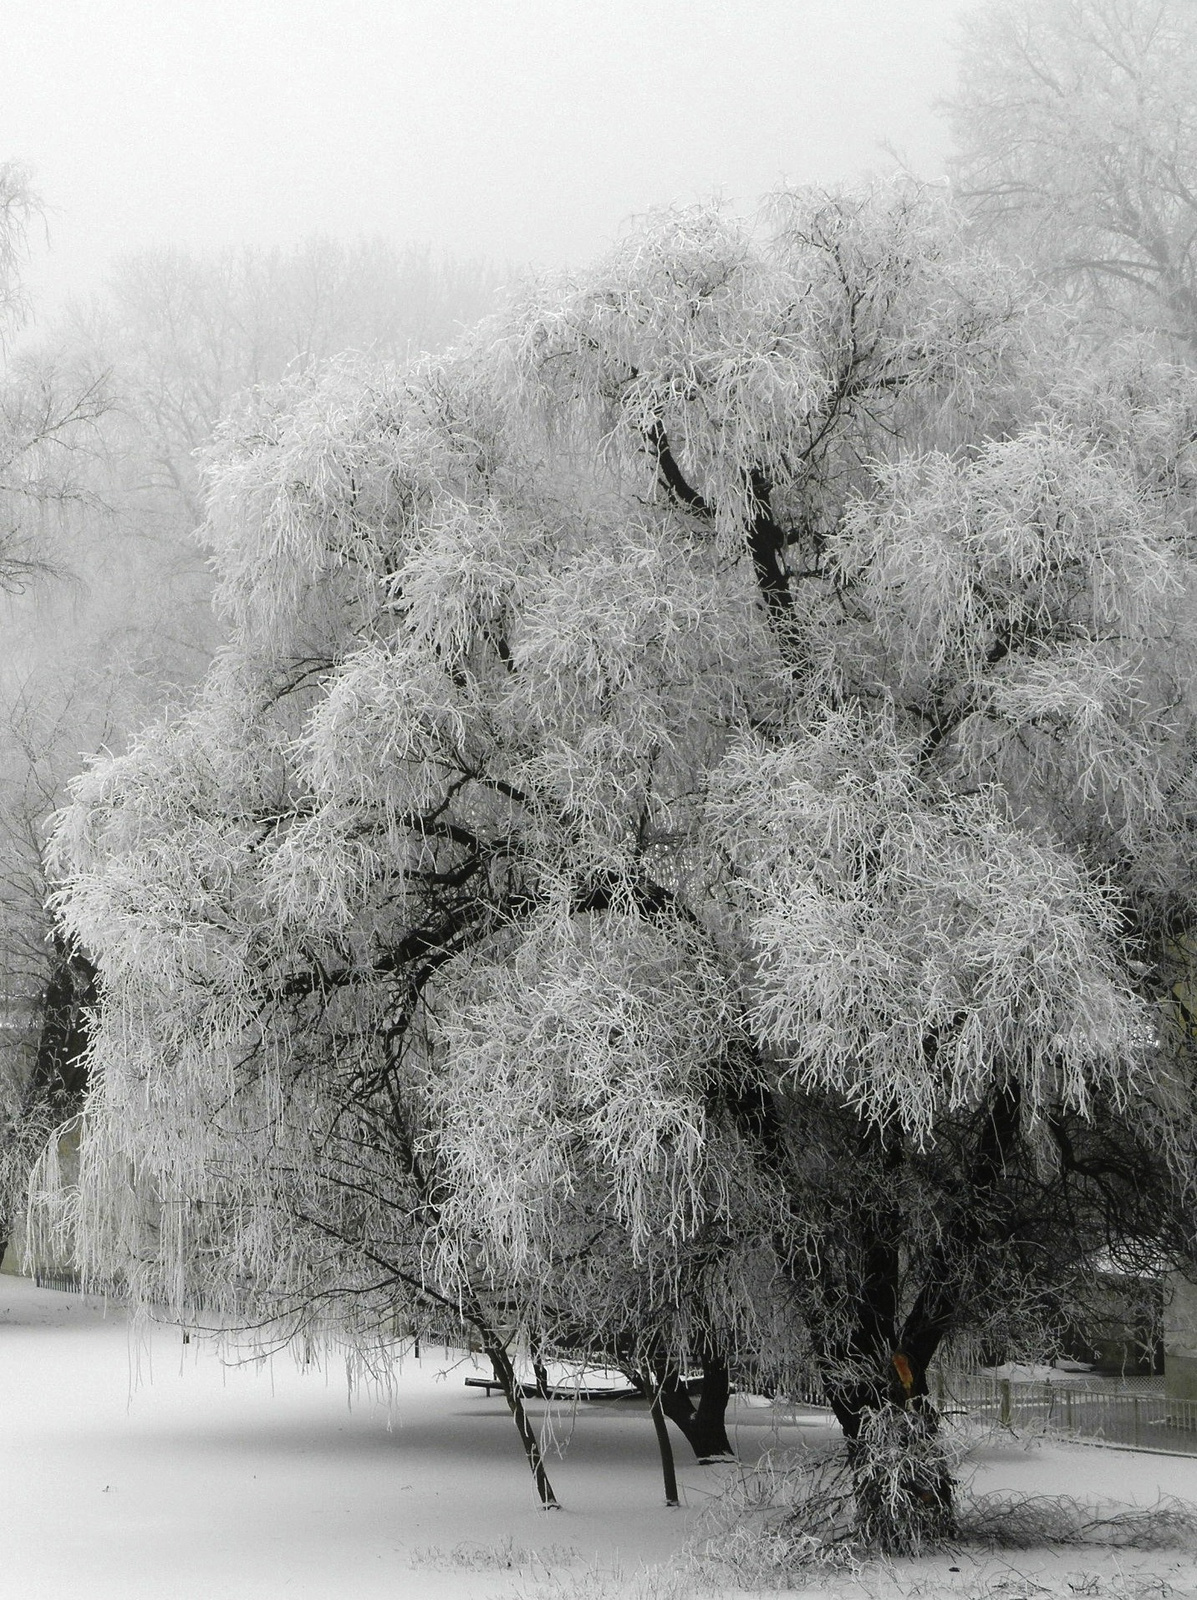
[41, 184, 1197, 1545]
[0, 163, 109, 589]
[0, 162, 36, 330]
[946, 0, 1197, 351]
[60, 236, 505, 524]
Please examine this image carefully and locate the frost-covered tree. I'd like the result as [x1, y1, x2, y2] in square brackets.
[0, 234, 504, 1270]
[0, 163, 117, 1260]
[42, 182, 1197, 1540]
[0, 162, 109, 588]
[947, 0, 1197, 351]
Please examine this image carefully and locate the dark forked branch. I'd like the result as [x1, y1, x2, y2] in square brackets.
[645, 422, 793, 619]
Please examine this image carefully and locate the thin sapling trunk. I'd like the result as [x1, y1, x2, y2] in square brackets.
[638, 1367, 680, 1506]
[475, 1323, 560, 1509]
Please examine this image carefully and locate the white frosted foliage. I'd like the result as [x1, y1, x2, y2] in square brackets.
[714, 709, 1143, 1138]
[35, 184, 1197, 1379]
[427, 907, 740, 1281]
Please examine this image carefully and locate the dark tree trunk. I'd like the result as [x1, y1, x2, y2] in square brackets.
[825, 1347, 955, 1552]
[822, 1129, 904, 1441]
[655, 1347, 734, 1462]
[646, 1377, 680, 1506]
[32, 937, 98, 1110]
[477, 1328, 560, 1509]
[0, 937, 97, 1264]
[825, 1358, 953, 1551]
[819, 1092, 1023, 1550]
[846, 1402, 954, 1551]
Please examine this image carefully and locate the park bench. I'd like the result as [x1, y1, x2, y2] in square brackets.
[464, 1375, 644, 1401]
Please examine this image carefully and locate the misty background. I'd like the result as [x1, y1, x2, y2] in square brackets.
[1, 0, 964, 320]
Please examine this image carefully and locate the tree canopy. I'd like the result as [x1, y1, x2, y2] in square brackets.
[40, 181, 1197, 1540]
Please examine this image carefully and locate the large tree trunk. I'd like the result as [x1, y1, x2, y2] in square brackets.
[818, 1093, 1023, 1550]
[812, 1125, 957, 1551]
[847, 1352, 954, 1552]
[654, 1346, 734, 1463]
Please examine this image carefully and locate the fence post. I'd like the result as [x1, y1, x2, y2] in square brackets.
[1000, 1379, 1012, 1428]
[1133, 1394, 1141, 1449]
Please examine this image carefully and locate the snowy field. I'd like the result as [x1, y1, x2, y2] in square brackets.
[3, 1275, 1196, 1600]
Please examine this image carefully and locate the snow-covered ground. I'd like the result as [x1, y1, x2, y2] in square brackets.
[2, 1274, 1195, 1600]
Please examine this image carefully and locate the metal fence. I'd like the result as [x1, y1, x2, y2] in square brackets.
[936, 1371, 1197, 1455]
[33, 1273, 125, 1299]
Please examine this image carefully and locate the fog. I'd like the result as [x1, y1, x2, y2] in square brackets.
[1, 0, 967, 317]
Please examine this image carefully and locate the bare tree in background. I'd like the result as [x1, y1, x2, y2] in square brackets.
[59, 237, 505, 524]
[0, 163, 108, 591]
[946, 0, 1197, 351]
[0, 163, 36, 330]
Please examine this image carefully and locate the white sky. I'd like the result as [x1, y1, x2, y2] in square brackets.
[1, 0, 970, 322]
